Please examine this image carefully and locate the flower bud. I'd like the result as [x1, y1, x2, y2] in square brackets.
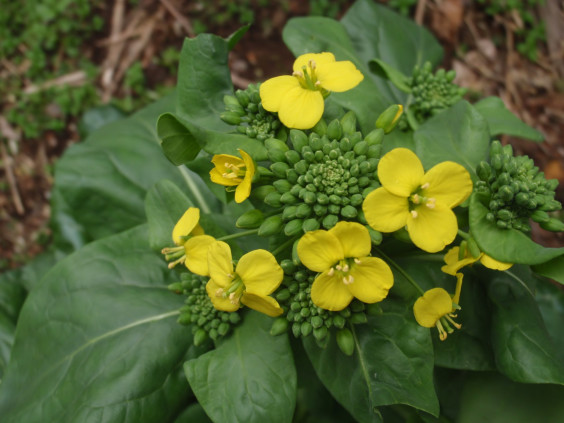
[301, 322, 313, 337]
[258, 215, 284, 236]
[327, 119, 343, 140]
[220, 111, 242, 125]
[375, 104, 403, 133]
[302, 218, 320, 232]
[264, 191, 282, 207]
[290, 129, 309, 151]
[540, 218, 564, 232]
[270, 318, 289, 336]
[270, 162, 290, 178]
[193, 329, 209, 347]
[265, 137, 289, 152]
[476, 161, 491, 181]
[340, 111, 357, 135]
[364, 128, 385, 146]
[236, 209, 264, 229]
[336, 328, 355, 356]
[285, 219, 304, 236]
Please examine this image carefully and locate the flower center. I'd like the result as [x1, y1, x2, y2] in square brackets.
[222, 162, 246, 181]
[436, 305, 461, 341]
[327, 257, 361, 285]
[292, 60, 321, 91]
[215, 274, 245, 305]
[408, 183, 435, 218]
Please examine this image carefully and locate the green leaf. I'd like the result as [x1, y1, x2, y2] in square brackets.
[474, 97, 543, 142]
[486, 269, 564, 384]
[52, 93, 186, 250]
[414, 101, 489, 179]
[226, 25, 250, 51]
[458, 372, 564, 423]
[469, 193, 564, 264]
[283, 0, 442, 133]
[158, 112, 202, 165]
[303, 301, 439, 422]
[174, 403, 213, 423]
[535, 280, 564, 364]
[532, 254, 564, 285]
[369, 59, 411, 93]
[0, 225, 205, 422]
[184, 311, 297, 423]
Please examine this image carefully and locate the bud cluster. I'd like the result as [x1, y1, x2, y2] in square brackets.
[258, 113, 383, 236]
[270, 259, 371, 348]
[407, 61, 466, 123]
[220, 83, 285, 141]
[475, 140, 562, 232]
[169, 273, 241, 346]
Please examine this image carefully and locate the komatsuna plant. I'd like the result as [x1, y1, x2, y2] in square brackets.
[1, 1, 563, 422]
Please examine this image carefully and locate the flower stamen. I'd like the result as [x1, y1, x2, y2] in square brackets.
[411, 210, 418, 218]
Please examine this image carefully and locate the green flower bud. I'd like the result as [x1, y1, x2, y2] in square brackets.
[340, 205, 357, 218]
[364, 128, 385, 146]
[235, 89, 250, 107]
[491, 155, 503, 171]
[295, 203, 312, 219]
[328, 204, 340, 215]
[270, 318, 289, 336]
[236, 209, 264, 228]
[270, 162, 290, 178]
[302, 218, 320, 232]
[540, 218, 564, 232]
[218, 322, 230, 336]
[340, 137, 352, 152]
[353, 141, 368, 156]
[368, 227, 383, 245]
[292, 322, 302, 338]
[286, 169, 299, 183]
[498, 185, 514, 202]
[167, 282, 184, 294]
[313, 326, 328, 342]
[280, 192, 298, 204]
[490, 140, 503, 156]
[322, 214, 339, 229]
[515, 192, 530, 206]
[531, 210, 550, 223]
[365, 303, 383, 316]
[285, 219, 304, 236]
[264, 191, 282, 207]
[336, 328, 355, 356]
[193, 329, 209, 347]
[294, 160, 308, 175]
[220, 111, 242, 125]
[333, 314, 346, 329]
[177, 312, 192, 325]
[301, 322, 313, 337]
[268, 148, 287, 163]
[375, 104, 403, 133]
[349, 312, 367, 324]
[258, 215, 284, 236]
[367, 145, 382, 159]
[223, 94, 240, 108]
[340, 111, 357, 135]
[476, 161, 491, 181]
[290, 129, 309, 151]
[265, 137, 289, 152]
[312, 118, 328, 136]
[273, 179, 292, 193]
[326, 119, 343, 140]
[285, 150, 301, 165]
[282, 205, 298, 220]
[467, 237, 481, 258]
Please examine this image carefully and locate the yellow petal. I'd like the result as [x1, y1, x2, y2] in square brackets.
[207, 241, 234, 288]
[184, 235, 216, 276]
[347, 257, 393, 303]
[329, 221, 371, 258]
[422, 161, 473, 208]
[191, 224, 205, 236]
[362, 188, 409, 232]
[172, 208, 200, 245]
[210, 154, 243, 186]
[241, 293, 283, 317]
[480, 254, 513, 271]
[206, 279, 239, 312]
[236, 249, 283, 296]
[293, 52, 336, 73]
[407, 204, 458, 253]
[234, 149, 255, 203]
[278, 85, 324, 130]
[413, 287, 453, 328]
[297, 230, 343, 272]
[316, 60, 364, 92]
[260, 75, 300, 113]
[310, 270, 354, 311]
[378, 148, 424, 197]
[441, 246, 478, 276]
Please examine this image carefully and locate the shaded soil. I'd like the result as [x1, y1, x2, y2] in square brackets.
[1, 0, 563, 270]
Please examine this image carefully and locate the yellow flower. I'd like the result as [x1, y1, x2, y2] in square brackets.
[362, 148, 473, 253]
[162, 207, 216, 276]
[260, 52, 364, 129]
[297, 221, 393, 311]
[205, 241, 284, 317]
[413, 287, 461, 341]
[210, 149, 255, 203]
[442, 246, 513, 277]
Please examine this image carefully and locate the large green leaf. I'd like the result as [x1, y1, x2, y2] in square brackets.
[486, 269, 564, 384]
[469, 194, 564, 265]
[0, 225, 204, 422]
[473, 97, 543, 142]
[303, 301, 439, 422]
[283, 0, 442, 133]
[184, 311, 297, 423]
[458, 372, 564, 423]
[532, 254, 564, 285]
[414, 101, 490, 179]
[51, 93, 187, 250]
[535, 280, 564, 364]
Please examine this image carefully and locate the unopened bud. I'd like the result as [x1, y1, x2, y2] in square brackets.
[375, 104, 403, 133]
[236, 209, 264, 229]
[336, 328, 355, 356]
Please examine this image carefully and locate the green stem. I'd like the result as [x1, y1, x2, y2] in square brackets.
[374, 247, 425, 295]
[217, 229, 258, 242]
[272, 235, 299, 257]
[457, 229, 470, 240]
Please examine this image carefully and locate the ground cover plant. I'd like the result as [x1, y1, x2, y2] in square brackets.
[1, 1, 563, 422]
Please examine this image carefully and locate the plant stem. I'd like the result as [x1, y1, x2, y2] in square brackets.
[457, 229, 470, 240]
[217, 229, 258, 241]
[272, 235, 299, 257]
[374, 247, 425, 295]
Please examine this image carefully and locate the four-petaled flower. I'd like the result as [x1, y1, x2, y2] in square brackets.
[413, 287, 461, 341]
[210, 149, 255, 203]
[297, 221, 393, 311]
[260, 52, 364, 130]
[162, 207, 216, 276]
[363, 148, 473, 253]
[206, 241, 284, 317]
